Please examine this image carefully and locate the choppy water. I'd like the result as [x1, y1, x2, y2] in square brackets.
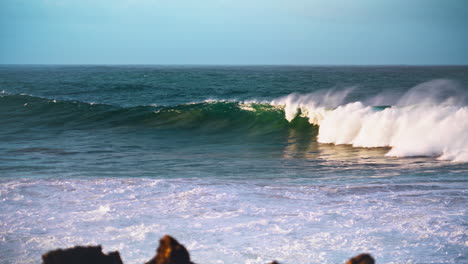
[0, 66, 467, 263]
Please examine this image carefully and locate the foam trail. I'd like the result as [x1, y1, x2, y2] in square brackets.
[274, 80, 468, 162]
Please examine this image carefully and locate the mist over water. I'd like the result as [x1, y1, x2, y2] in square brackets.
[0, 66, 467, 264]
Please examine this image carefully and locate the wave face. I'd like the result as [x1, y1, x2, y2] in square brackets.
[272, 79, 468, 162]
[0, 93, 312, 135]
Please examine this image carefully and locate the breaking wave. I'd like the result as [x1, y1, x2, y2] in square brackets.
[1, 79, 467, 162]
[272, 79, 468, 162]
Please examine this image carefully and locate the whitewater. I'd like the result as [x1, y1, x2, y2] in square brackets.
[270, 79, 468, 162]
[0, 65, 467, 264]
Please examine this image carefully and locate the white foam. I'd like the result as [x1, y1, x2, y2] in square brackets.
[273, 80, 468, 162]
[1, 177, 465, 264]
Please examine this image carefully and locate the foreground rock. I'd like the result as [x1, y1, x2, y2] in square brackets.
[42, 245, 123, 264]
[346, 253, 375, 264]
[145, 235, 194, 264]
[42, 235, 375, 264]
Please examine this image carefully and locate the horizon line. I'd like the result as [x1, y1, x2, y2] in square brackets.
[1, 63, 468, 67]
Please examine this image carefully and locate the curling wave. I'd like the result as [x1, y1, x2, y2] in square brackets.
[0, 93, 311, 134]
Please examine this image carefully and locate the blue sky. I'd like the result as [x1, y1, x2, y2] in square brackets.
[1, 0, 467, 65]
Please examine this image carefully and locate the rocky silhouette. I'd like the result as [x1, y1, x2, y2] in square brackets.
[145, 235, 194, 264]
[346, 253, 375, 264]
[42, 245, 123, 264]
[41, 235, 375, 264]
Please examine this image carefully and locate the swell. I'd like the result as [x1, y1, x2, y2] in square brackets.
[2, 79, 467, 162]
[0, 93, 314, 135]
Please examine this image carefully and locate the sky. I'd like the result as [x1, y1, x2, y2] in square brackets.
[0, 0, 467, 65]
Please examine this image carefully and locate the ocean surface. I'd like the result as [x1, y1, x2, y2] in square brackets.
[0, 65, 467, 264]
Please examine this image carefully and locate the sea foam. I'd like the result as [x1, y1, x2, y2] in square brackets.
[1, 177, 466, 264]
[272, 79, 468, 162]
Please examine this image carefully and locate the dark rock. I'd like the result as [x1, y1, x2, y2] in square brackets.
[145, 235, 194, 264]
[41, 236, 379, 264]
[42, 245, 123, 264]
[346, 253, 375, 264]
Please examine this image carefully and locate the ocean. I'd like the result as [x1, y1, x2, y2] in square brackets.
[0, 65, 467, 263]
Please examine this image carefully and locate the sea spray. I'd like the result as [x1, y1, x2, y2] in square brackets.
[270, 88, 354, 124]
[274, 79, 468, 162]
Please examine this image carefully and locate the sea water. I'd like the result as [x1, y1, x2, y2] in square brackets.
[0, 66, 467, 263]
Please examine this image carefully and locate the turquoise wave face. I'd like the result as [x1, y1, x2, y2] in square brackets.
[0, 93, 317, 137]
